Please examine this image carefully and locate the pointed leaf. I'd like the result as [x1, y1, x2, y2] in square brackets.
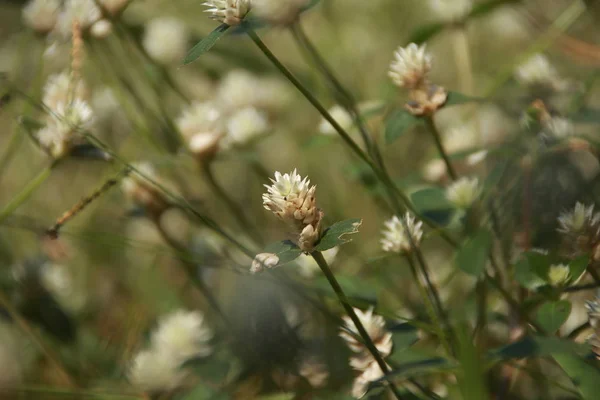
[390, 323, 419, 352]
[569, 255, 590, 284]
[514, 251, 552, 289]
[408, 23, 445, 44]
[535, 300, 571, 334]
[385, 109, 422, 144]
[182, 24, 230, 65]
[454, 229, 493, 277]
[263, 240, 303, 267]
[445, 91, 483, 107]
[553, 354, 600, 400]
[410, 187, 455, 226]
[489, 336, 590, 361]
[315, 218, 362, 251]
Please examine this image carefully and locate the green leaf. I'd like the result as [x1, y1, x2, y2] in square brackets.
[315, 218, 362, 251]
[514, 251, 552, 290]
[489, 336, 590, 361]
[569, 255, 590, 283]
[535, 300, 572, 334]
[263, 240, 303, 267]
[456, 323, 490, 400]
[390, 323, 419, 351]
[454, 229, 493, 277]
[177, 383, 230, 400]
[182, 24, 230, 65]
[445, 91, 482, 107]
[385, 109, 422, 144]
[553, 354, 600, 400]
[410, 187, 455, 226]
[408, 23, 445, 44]
[469, 0, 522, 19]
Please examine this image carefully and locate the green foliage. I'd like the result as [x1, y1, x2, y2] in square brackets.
[514, 251, 552, 289]
[553, 354, 600, 400]
[454, 229, 493, 277]
[315, 218, 362, 251]
[444, 91, 482, 107]
[384, 109, 422, 144]
[263, 240, 303, 266]
[535, 300, 572, 334]
[183, 24, 230, 65]
[410, 187, 455, 226]
[489, 336, 590, 360]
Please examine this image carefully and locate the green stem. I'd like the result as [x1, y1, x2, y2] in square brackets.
[0, 163, 54, 224]
[405, 254, 452, 355]
[424, 117, 457, 181]
[311, 251, 404, 400]
[413, 248, 449, 333]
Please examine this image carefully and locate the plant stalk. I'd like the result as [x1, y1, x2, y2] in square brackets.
[424, 117, 457, 181]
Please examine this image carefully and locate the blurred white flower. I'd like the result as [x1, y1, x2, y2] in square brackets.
[56, 0, 102, 37]
[98, 0, 130, 15]
[443, 125, 477, 154]
[222, 107, 270, 149]
[43, 72, 88, 111]
[445, 177, 481, 208]
[515, 54, 562, 88]
[299, 356, 329, 388]
[22, 0, 61, 34]
[143, 17, 189, 65]
[40, 263, 87, 314]
[252, 0, 309, 26]
[545, 116, 574, 139]
[188, 132, 223, 159]
[151, 310, 214, 360]
[467, 150, 488, 166]
[176, 102, 223, 142]
[388, 43, 432, 90]
[216, 70, 261, 112]
[128, 348, 187, 393]
[318, 105, 353, 136]
[296, 247, 338, 278]
[423, 158, 447, 182]
[250, 252, 280, 274]
[547, 264, 570, 286]
[339, 307, 393, 371]
[203, 0, 251, 26]
[351, 361, 387, 399]
[557, 202, 599, 235]
[90, 19, 112, 38]
[429, 0, 473, 22]
[380, 213, 423, 254]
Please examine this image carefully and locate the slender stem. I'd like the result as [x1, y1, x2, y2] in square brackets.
[311, 251, 404, 400]
[413, 248, 447, 329]
[405, 254, 452, 355]
[201, 163, 263, 244]
[0, 163, 55, 224]
[0, 290, 77, 388]
[424, 117, 457, 181]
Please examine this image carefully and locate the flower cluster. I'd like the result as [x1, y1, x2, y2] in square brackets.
[445, 177, 481, 209]
[128, 310, 214, 394]
[22, 0, 125, 38]
[143, 17, 189, 65]
[263, 170, 323, 252]
[388, 43, 447, 115]
[557, 202, 600, 260]
[203, 0, 251, 26]
[380, 213, 424, 254]
[339, 307, 393, 398]
[35, 72, 95, 159]
[515, 54, 566, 91]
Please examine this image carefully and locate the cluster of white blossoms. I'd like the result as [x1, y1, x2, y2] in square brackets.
[445, 177, 481, 209]
[380, 213, 424, 254]
[429, 0, 473, 22]
[515, 54, 566, 90]
[143, 17, 189, 65]
[35, 72, 95, 159]
[557, 202, 600, 260]
[121, 162, 172, 218]
[339, 307, 393, 398]
[128, 310, 214, 393]
[203, 0, 251, 26]
[547, 264, 571, 286]
[22, 0, 125, 38]
[262, 169, 323, 252]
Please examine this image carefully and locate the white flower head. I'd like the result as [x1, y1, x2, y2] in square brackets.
[90, 19, 112, 38]
[22, 0, 61, 34]
[252, 0, 309, 26]
[216, 70, 261, 112]
[296, 247, 338, 278]
[222, 107, 270, 149]
[545, 116, 574, 139]
[339, 307, 393, 371]
[429, 0, 473, 22]
[57, 99, 94, 131]
[143, 17, 189, 65]
[250, 252, 280, 274]
[43, 72, 88, 111]
[128, 348, 188, 393]
[151, 310, 214, 360]
[176, 102, 223, 142]
[56, 0, 102, 37]
[388, 43, 432, 90]
[515, 54, 561, 88]
[446, 177, 481, 208]
[203, 0, 251, 26]
[548, 264, 570, 286]
[380, 213, 423, 254]
[318, 105, 353, 136]
[351, 361, 387, 399]
[263, 169, 319, 227]
[558, 202, 599, 235]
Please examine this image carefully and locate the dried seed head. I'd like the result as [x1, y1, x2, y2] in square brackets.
[380, 213, 423, 254]
[389, 43, 432, 90]
[203, 0, 251, 26]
